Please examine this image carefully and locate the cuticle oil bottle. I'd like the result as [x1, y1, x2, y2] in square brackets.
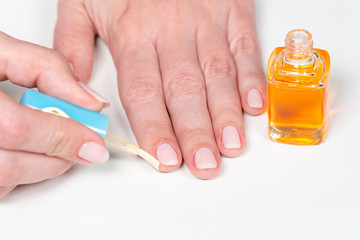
[267, 29, 330, 145]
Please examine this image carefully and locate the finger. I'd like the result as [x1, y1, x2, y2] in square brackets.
[54, 0, 96, 84]
[0, 148, 72, 187]
[228, 2, 266, 115]
[197, 11, 246, 158]
[157, 24, 221, 179]
[0, 31, 108, 111]
[0, 92, 109, 164]
[108, 34, 182, 172]
[0, 186, 16, 199]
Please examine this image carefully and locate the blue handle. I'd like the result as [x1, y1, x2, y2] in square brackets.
[20, 89, 109, 139]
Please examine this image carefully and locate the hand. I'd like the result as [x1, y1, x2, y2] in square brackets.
[55, 0, 266, 179]
[0, 32, 110, 198]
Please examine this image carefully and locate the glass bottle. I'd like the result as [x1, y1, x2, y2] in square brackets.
[267, 29, 330, 145]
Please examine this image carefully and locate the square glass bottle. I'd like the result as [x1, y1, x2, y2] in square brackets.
[267, 29, 330, 145]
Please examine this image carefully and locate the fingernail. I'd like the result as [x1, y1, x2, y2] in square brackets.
[69, 62, 74, 71]
[78, 142, 109, 163]
[195, 148, 217, 169]
[78, 81, 110, 107]
[222, 125, 241, 149]
[247, 88, 263, 108]
[156, 143, 178, 166]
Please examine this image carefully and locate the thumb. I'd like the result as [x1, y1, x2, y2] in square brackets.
[0, 92, 109, 164]
[54, 0, 96, 84]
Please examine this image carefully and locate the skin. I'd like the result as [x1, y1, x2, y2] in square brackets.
[0, 32, 107, 198]
[54, 0, 266, 179]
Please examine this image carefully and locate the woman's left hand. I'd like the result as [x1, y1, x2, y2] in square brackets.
[54, 0, 266, 179]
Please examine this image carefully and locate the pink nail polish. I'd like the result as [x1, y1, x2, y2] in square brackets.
[194, 148, 217, 169]
[222, 125, 241, 149]
[156, 143, 178, 166]
[78, 81, 110, 107]
[247, 88, 263, 108]
[78, 142, 109, 163]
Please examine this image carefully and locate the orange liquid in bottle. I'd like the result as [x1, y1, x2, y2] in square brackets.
[267, 30, 330, 145]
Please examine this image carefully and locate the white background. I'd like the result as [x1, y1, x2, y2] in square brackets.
[1, 0, 360, 239]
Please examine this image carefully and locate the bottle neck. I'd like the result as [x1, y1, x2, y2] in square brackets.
[284, 29, 314, 66]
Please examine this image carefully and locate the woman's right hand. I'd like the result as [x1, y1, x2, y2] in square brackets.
[0, 31, 110, 198]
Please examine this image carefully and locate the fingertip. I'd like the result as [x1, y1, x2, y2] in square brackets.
[191, 168, 221, 180]
[66, 51, 94, 84]
[218, 125, 247, 158]
[37, 78, 109, 112]
[158, 164, 181, 173]
[187, 147, 221, 180]
[37, 109, 108, 164]
[156, 142, 182, 173]
[219, 143, 246, 158]
[242, 87, 267, 115]
[77, 141, 110, 164]
[77, 81, 110, 108]
[247, 88, 263, 108]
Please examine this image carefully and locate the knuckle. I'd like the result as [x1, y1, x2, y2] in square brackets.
[157, 1, 182, 24]
[47, 48, 66, 61]
[43, 48, 67, 68]
[203, 57, 234, 80]
[46, 122, 74, 159]
[239, 71, 265, 83]
[0, 113, 28, 149]
[177, 126, 210, 142]
[123, 77, 161, 104]
[0, 152, 18, 186]
[141, 122, 172, 139]
[231, 32, 258, 54]
[166, 72, 205, 98]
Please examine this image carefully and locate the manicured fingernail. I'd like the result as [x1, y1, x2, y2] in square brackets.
[195, 148, 217, 169]
[156, 143, 178, 166]
[247, 88, 263, 108]
[222, 125, 241, 149]
[78, 142, 109, 163]
[78, 81, 110, 107]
